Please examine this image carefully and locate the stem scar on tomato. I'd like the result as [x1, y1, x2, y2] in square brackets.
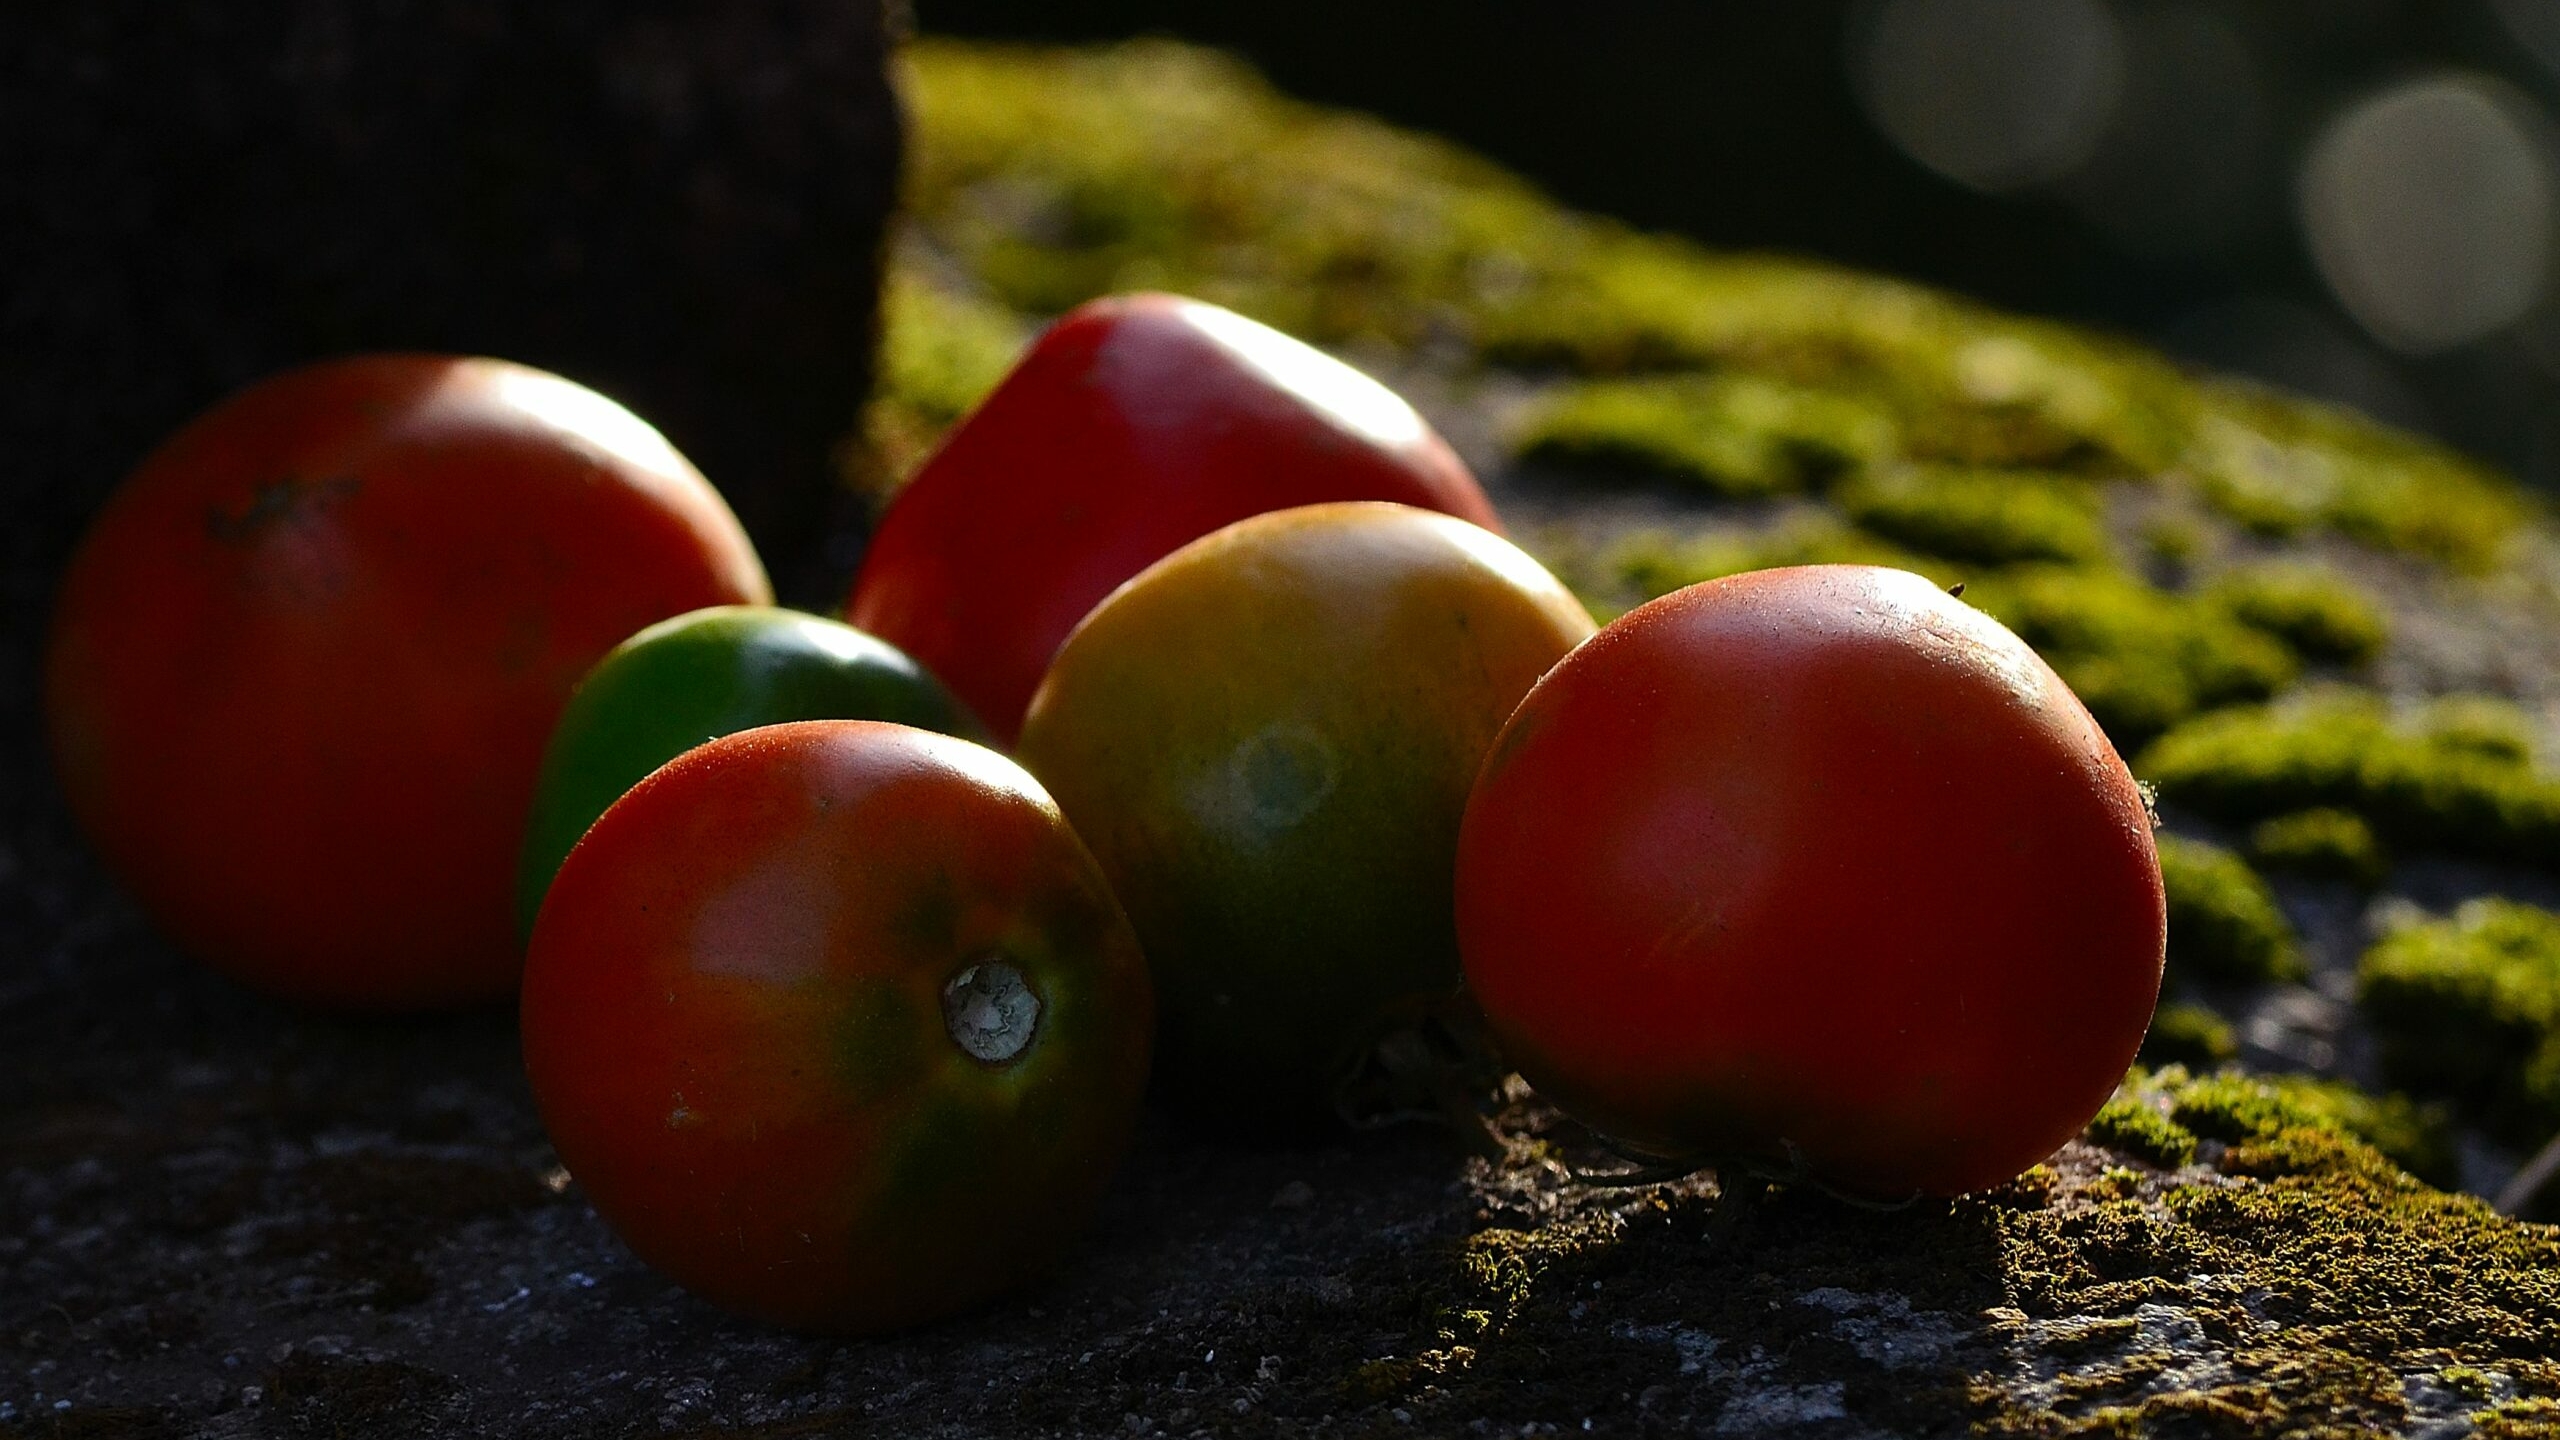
[943, 960, 1041, 1063]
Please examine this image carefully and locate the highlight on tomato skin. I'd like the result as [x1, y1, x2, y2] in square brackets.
[1455, 564, 2167, 1199]
[42, 353, 770, 1012]
[519, 719, 1153, 1335]
[846, 291, 1501, 745]
[1015, 501, 1594, 1130]
[513, 604, 986, 939]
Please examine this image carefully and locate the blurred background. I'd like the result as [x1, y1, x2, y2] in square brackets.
[920, 0, 2560, 493]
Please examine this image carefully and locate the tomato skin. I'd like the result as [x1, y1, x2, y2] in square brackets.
[43, 355, 769, 1010]
[1017, 502, 1593, 1126]
[520, 720, 1152, 1334]
[515, 606, 984, 936]
[1456, 565, 2164, 1198]
[846, 292, 1500, 744]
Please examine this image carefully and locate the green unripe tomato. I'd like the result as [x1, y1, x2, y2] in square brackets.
[517, 606, 984, 935]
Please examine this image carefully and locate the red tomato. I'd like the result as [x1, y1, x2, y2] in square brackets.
[1456, 565, 2164, 1198]
[845, 292, 1499, 743]
[44, 355, 769, 1010]
[520, 720, 1152, 1334]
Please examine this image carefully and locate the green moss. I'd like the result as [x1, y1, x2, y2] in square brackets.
[1980, 1071, 2560, 1436]
[2155, 836, 2302, 987]
[2189, 384, 2531, 573]
[897, 39, 2536, 580]
[2138, 1001, 2239, 1070]
[2420, 693, 2543, 767]
[2138, 693, 2560, 870]
[2259, 1075, 2460, 1189]
[1964, 569, 2297, 746]
[2085, 1096, 2200, 1169]
[1511, 373, 1895, 499]
[2359, 899, 2560, 1145]
[2204, 563, 2388, 666]
[2151, 1070, 2453, 1187]
[1834, 465, 2110, 567]
[2475, 1396, 2560, 1437]
[2439, 1364, 2501, 1402]
[1594, 516, 1949, 611]
[2249, 806, 2388, 889]
[2138, 514, 2208, 573]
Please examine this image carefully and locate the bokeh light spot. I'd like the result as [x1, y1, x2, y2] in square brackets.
[2299, 73, 2557, 355]
[1852, 0, 2125, 193]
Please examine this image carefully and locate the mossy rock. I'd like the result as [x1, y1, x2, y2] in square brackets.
[2139, 693, 2560, 871]
[1511, 373, 1895, 499]
[21, 34, 2560, 1440]
[2156, 836, 2304, 988]
[1835, 465, 2111, 568]
[2140, 1001, 2241, 1072]
[885, 38, 2540, 582]
[2249, 806, 2390, 889]
[2361, 899, 2560, 1146]
[2204, 563, 2389, 668]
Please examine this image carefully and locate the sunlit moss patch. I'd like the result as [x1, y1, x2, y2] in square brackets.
[1964, 570, 2296, 745]
[1512, 373, 1895, 499]
[2138, 694, 2560, 869]
[2359, 899, 2560, 1145]
[2203, 562, 2388, 667]
[894, 37, 2534, 570]
[1834, 465, 2109, 568]
[2156, 836, 2303, 988]
[2248, 806, 2388, 888]
[2139, 1002, 2240, 1071]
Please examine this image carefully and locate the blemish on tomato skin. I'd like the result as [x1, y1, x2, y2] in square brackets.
[204, 474, 362, 543]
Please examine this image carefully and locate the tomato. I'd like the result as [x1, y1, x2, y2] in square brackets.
[1016, 502, 1594, 1126]
[1456, 565, 2165, 1198]
[515, 605, 983, 936]
[519, 720, 1152, 1333]
[846, 292, 1501, 744]
[44, 354, 768, 1010]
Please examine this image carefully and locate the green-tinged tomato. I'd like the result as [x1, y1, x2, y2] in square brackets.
[520, 720, 1152, 1334]
[1016, 501, 1595, 1127]
[516, 606, 983, 936]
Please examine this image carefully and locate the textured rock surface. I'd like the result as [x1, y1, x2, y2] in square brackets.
[8, 35, 2560, 1439]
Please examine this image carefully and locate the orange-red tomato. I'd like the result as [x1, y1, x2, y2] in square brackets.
[1456, 566, 2165, 1198]
[44, 354, 768, 1010]
[520, 720, 1152, 1334]
[846, 292, 1500, 743]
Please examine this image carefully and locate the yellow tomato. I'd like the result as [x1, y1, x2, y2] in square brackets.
[1016, 502, 1595, 1126]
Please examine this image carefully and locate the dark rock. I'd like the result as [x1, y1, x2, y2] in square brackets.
[2, 0, 902, 636]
